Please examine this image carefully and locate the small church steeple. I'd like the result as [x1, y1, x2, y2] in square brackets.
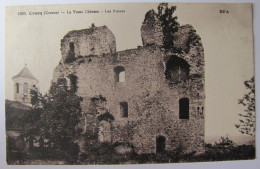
[12, 64, 39, 106]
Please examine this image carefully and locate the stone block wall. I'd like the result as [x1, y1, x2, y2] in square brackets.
[60, 25, 116, 63]
[171, 24, 205, 77]
[141, 10, 163, 47]
[53, 40, 204, 154]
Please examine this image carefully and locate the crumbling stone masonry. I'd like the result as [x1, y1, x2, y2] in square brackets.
[53, 8, 205, 154]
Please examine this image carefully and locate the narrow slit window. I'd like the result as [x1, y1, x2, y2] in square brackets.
[69, 42, 75, 53]
[16, 83, 19, 93]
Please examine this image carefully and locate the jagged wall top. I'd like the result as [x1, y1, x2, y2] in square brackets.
[141, 10, 164, 47]
[61, 25, 116, 63]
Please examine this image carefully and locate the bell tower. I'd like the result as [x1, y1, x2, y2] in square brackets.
[12, 64, 39, 106]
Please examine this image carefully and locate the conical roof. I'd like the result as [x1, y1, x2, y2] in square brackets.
[12, 65, 38, 82]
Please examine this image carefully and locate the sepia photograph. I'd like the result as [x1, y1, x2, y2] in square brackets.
[3, 1, 256, 166]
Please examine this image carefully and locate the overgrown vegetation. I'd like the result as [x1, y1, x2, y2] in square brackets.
[9, 77, 83, 164]
[157, 3, 179, 50]
[91, 95, 107, 103]
[200, 137, 255, 162]
[128, 137, 255, 164]
[97, 111, 114, 122]
[77, 136, 255, 164]
[6, 136, 28, 164]
[235, 76, 255, 136]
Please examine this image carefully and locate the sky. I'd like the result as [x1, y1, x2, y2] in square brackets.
[5, 3, 254, 144]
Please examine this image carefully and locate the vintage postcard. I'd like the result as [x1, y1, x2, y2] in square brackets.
[5, 2, 255, 165]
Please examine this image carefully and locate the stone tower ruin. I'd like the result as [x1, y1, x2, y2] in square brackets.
[53, 5, 205, 154]
[61, 24, 116, 63]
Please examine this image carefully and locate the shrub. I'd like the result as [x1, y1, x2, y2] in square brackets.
[97, 112, 114, 122]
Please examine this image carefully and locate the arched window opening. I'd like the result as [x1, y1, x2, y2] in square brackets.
[119, 102, 128, 117]
[114, 66, 125, 82]
[156, 136, 166, 153]
[119, 71, 125, 82]
[16, 83, 19, 93]
[165, 55, 190, 83]
[24, 83, 28, 94]
[179, 98, 189, 119]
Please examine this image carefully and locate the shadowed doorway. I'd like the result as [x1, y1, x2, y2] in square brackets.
[156, 136, 166, 153]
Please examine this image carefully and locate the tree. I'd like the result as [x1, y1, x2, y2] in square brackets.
[235, 76, 255, 136]
[157, 3, 179, 50]
[28, 77, 82, 163]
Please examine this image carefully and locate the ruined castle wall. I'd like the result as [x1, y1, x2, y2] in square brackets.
[141, 10, 163, 47]
[126, 80, 204, 154]
[60, 26, 116, 63]
[51, 13, 206, 154]
[53, 41, 204, 154]
[172, 24, 205, 77]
